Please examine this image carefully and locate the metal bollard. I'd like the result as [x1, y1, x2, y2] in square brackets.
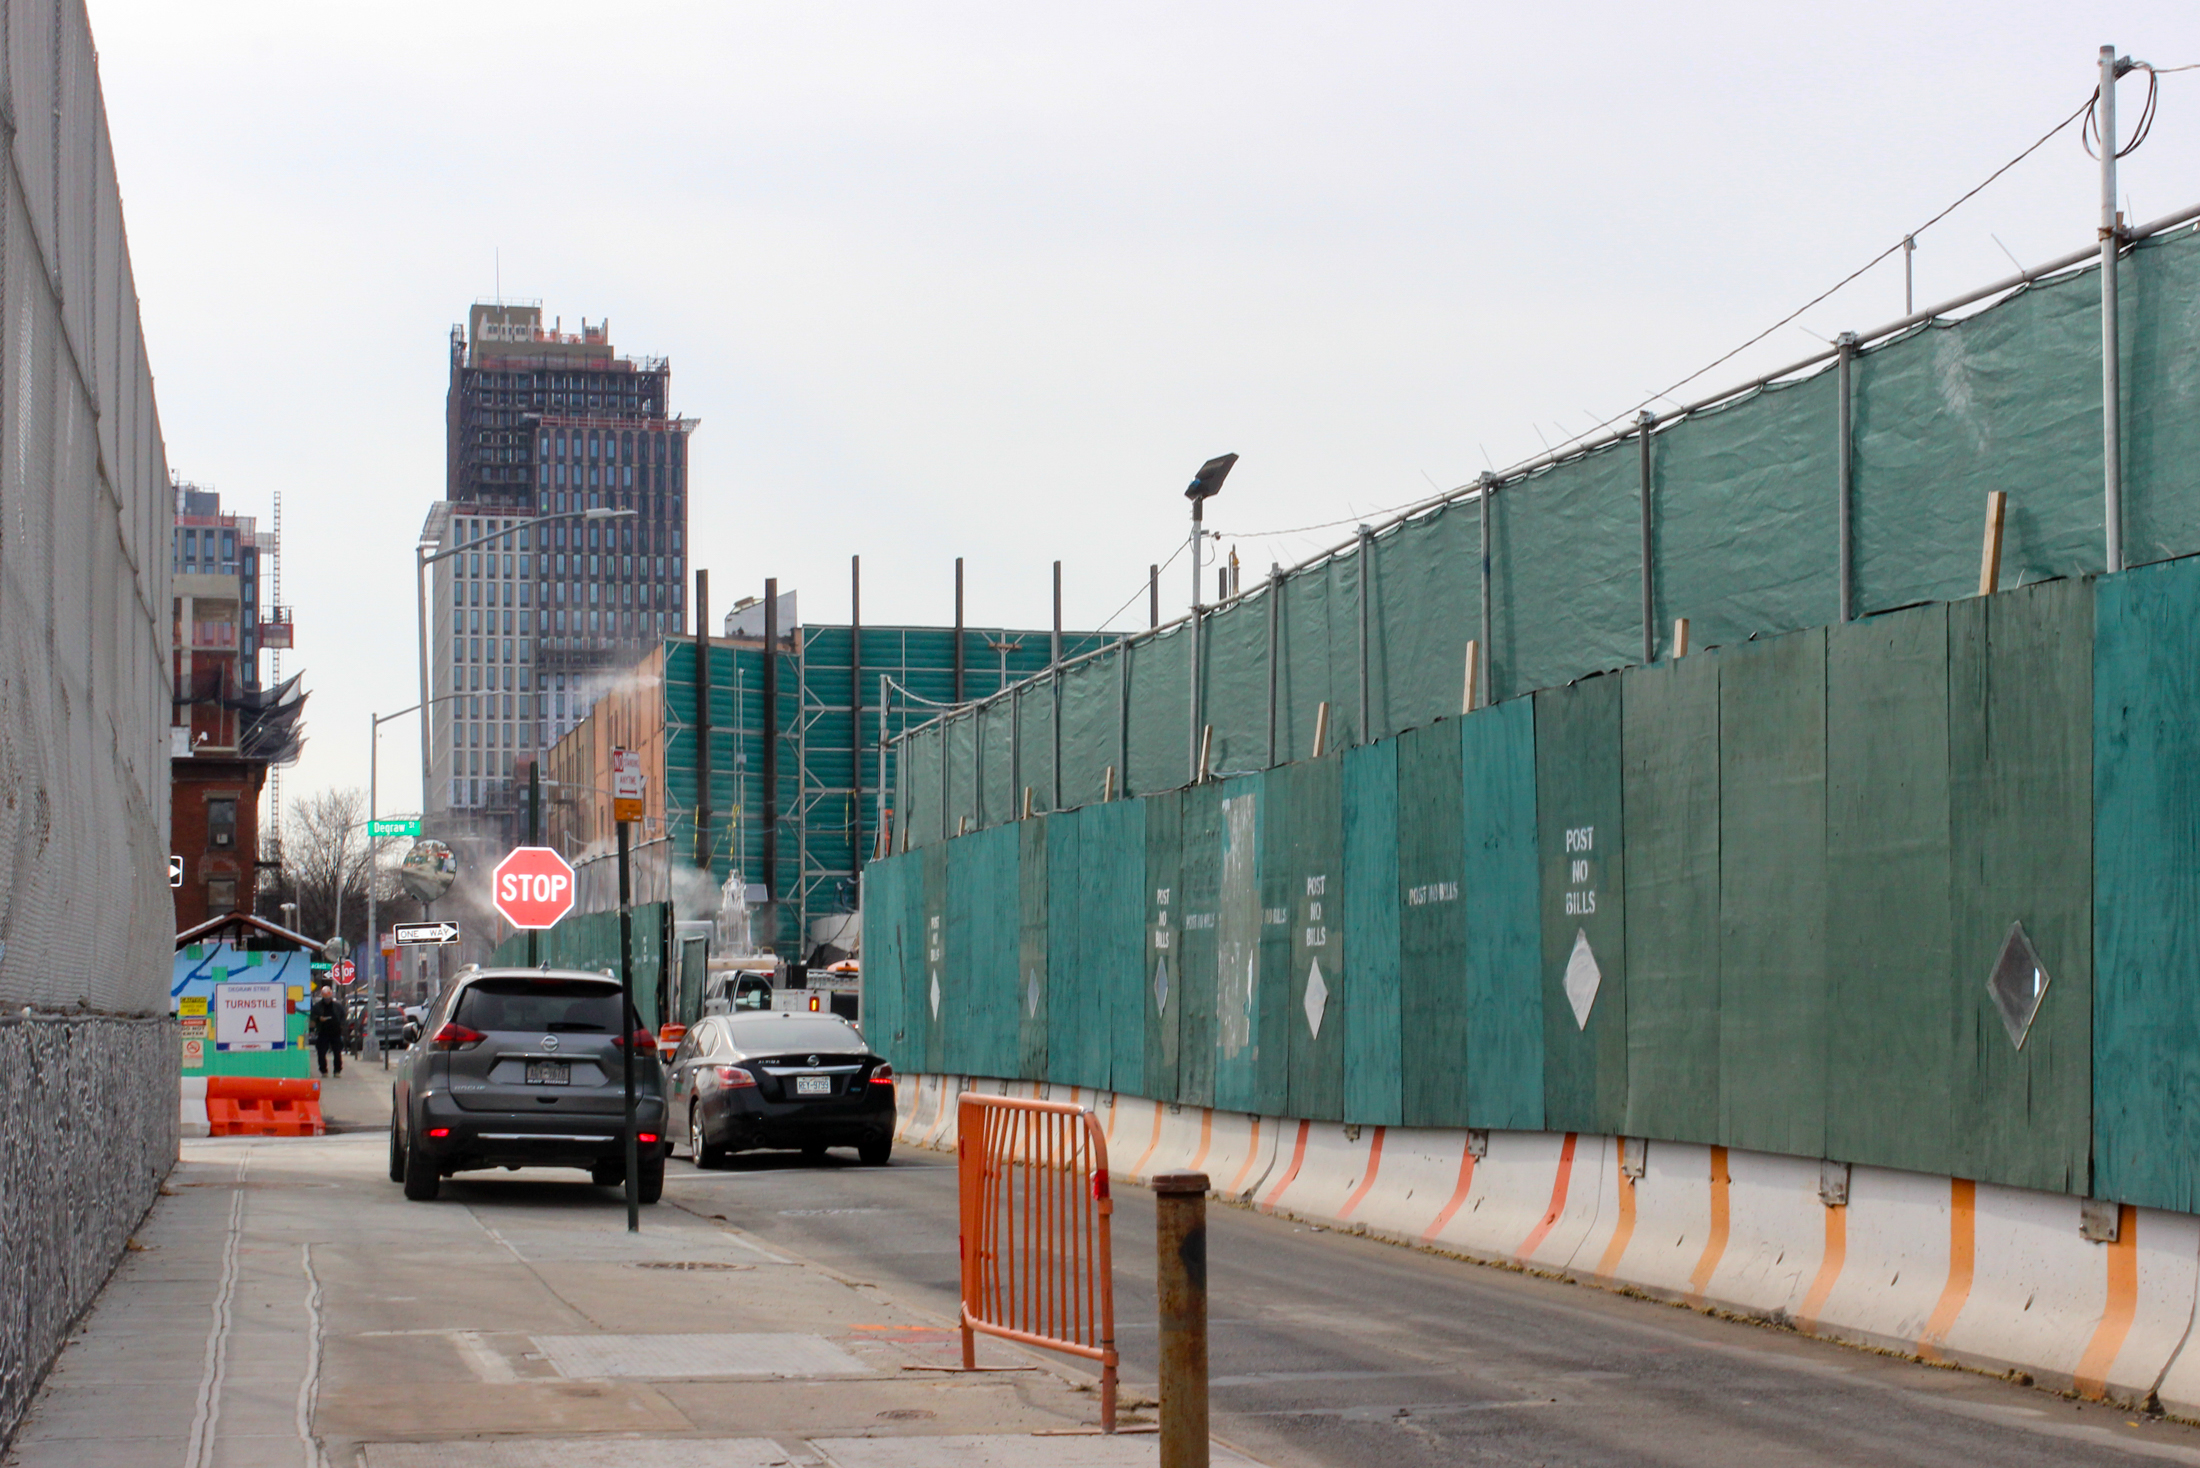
[1153, 1171, 1210, 1468]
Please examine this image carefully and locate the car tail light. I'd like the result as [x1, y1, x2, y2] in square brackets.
[807, 994, 821, 1012]
[430, 1023, 485, 1051]
[713, 1064, 758, 1089]
[638, 1132, 660, 1145]
[871, 1064, 895, 1087]
[608, 1026, 656, 1050]
[427, 1127, 452, 1138]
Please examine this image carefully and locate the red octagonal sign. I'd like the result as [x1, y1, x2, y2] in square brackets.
[492, 845, 577, 931]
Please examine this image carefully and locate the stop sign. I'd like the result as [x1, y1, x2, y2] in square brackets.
[492, 846, 577, 930]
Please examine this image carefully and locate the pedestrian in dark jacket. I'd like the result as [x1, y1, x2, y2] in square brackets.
[309, 985, 345, 1076]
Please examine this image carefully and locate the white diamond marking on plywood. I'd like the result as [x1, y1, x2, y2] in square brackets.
[1564, 928, 1600, 1030]
[1154, 957, 1170, 1014]
[534, 1332, 868, 1380]
[930, 972, 942, 1019]
[1303, 957, 1328, 1039]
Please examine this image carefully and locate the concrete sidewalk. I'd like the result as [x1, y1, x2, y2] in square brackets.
[2, 1133, 1245, 1466]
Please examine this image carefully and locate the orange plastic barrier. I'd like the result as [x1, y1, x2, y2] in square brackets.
[204, 1076, 324, 1137]
[957, 1093, 1117, 1431]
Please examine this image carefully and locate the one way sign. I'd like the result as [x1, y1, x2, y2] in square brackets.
[393, 921, 461, 947]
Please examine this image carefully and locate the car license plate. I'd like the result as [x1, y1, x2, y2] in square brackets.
[795, 1075, 830, 1096]
[526, 1061, 569, 1085]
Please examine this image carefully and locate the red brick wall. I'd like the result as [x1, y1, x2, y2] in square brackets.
[170, 756, 265, 933]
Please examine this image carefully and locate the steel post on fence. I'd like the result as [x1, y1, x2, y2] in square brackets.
[956, 1093, 1118, 1432]
[1154, 1171, 1211, 1468]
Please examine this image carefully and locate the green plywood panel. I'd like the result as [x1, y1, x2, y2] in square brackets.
[919, 843, 947, 1074]
[1620, 653, 1721, 1142]
[1462, 697, 1544, 1129]
[1718, 629, 1827, 1159]
[1145, 792, 1184, 1102]
[1398, 720, 1469, 1128]
[859, 857, 905, 1066]
[1177, 781, 1222, 1108]
[1046, 811, 1096, 1088]
[1211, 773, 1265, 1114]
[1949, 578, 2092, 1193]
[1342, 741, 1402, 1125]
[1256, 766, 1295, 1114]
[1081, 798, 1148, 1095]
[947, 823, 1019, 1078]
[1018, 817, 1050, 1080]
[1535, 677, 1628, 1135]
[1825, 605, 1952, 1175]
[1283, 757, 1346, 1121]
[2094, 556, 2200, 1211]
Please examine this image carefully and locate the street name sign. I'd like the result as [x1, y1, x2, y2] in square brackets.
[393, 920, 461, 947]
[369, 818, 421, 839]
[492, 846, 577, 930]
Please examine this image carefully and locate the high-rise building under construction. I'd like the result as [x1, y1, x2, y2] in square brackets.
[423, 302, 697, 822]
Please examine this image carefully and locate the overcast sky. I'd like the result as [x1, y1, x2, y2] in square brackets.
[91, 1, 2200, 816]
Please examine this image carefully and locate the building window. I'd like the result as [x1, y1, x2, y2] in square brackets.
[206, 877, 237, 911]
[206, 797, 237, 849]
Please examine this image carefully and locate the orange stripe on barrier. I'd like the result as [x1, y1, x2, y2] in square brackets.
[1917, 1178, 1977, 1363]
[1593, 1151, 1637, 1282]
[1515, 1133, 1579, 1261]
[1337, 1128, 1387, 1221]
[1258, 1120, 1312, 1213]
[1421, 1139, 1479, 1243]
[2075, 1205, 2140, 1399]
[1188, 1110, 1214, 1173]
[1224, 1116, 1264, 1199]
[1104, 1092, 1122, 1144]
[1129, 1104, 1166, 1179]
[1685, 1146, 1731, 1304]
[1796, 1200, 1847, 1334]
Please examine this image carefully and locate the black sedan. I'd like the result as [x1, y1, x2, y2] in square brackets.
[668, 1013, 894, 1167]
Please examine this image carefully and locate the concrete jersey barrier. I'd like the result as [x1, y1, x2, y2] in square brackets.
[897, 1074, 2200, 1415]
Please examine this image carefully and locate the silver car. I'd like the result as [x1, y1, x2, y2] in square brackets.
[389, 967, 668, 1202]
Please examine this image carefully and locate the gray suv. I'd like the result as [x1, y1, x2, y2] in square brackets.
[389, 967, 668, 1203]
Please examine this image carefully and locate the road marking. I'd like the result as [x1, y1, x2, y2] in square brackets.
[452, 1330, 520, 1383]
[185, 1151, 251, 1468]
[1515, 1134, 1578, 1261]
[1917, 1177, 1976, 1362]
[1421, 1138, 1478, 1243]
[1258, 1120, 1312, 1213]
[2076, 1203, 2140, 1398]
[296, 1243, 327, 1467]
[534, 1331, 869, 1379]
[1593, 1148, 1636, 1282]
[1796, 1198, 1847, 1333]
[1337, 1127, 1386, 1221]
[1685, 1145, 1730, 1304]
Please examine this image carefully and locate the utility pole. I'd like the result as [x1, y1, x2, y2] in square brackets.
[2099, 42, 2128, 574]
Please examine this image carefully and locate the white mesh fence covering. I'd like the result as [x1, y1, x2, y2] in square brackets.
[0, 0, 172, 1019]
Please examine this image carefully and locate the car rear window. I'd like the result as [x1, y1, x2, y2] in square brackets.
[455, 978, 623, 1034]
[724, 1017, 864, 1055]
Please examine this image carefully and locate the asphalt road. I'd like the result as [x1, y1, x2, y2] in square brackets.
[660, 1142, 2200, 1468]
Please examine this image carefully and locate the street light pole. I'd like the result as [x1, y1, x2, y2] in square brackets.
[1182, 455, 1237, 788]
[415, 506, 637, 818]
[618, 817, 639, 1232]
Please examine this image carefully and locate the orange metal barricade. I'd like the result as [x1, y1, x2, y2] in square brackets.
[957, 1093, 1118, 1432]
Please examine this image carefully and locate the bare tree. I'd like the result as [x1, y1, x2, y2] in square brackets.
[258, 787, 421, 948]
